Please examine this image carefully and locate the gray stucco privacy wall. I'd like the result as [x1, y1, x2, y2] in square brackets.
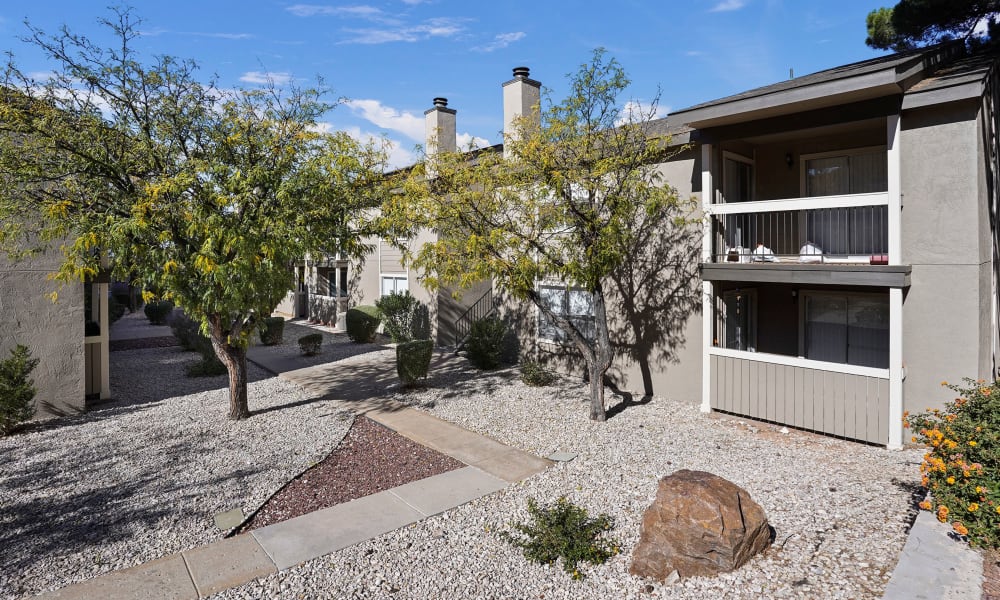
[0, 251, 85, 419]
[900, 99, 990, 410]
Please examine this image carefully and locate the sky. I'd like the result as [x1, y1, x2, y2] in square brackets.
[0, 1, 896, 168]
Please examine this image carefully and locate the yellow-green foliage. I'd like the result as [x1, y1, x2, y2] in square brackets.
[0, 8, 390, 418]
[909, 378, 1000, 548]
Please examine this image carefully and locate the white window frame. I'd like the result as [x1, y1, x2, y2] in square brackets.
[721, 151, 754, 204]
[536, 282, 595, 344]
[380, 274, 408, 298]
[798, 145, 887, 197]
[797, 289, 890, 368]
[719, 288, 757, 352]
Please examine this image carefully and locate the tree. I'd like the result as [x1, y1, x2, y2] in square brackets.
[866, 0, 1000, 51]
[0, 9, 389, 419]
[389, 49, 693, 421]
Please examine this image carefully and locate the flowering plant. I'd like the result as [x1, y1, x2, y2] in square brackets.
[909, 378, 1000, 548]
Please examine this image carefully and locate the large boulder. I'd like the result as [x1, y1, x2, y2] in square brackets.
[629, 470, 771, 580]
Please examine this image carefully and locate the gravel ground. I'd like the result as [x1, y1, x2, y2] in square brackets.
[216, 359, 925, 600]
[0, 346, 353, 599]
[251, 321, 387, 369]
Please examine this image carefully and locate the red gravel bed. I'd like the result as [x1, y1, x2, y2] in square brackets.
[240, 415, 464, 532]
[109, 336, 179, 351]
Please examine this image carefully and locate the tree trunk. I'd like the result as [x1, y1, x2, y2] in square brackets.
[587, 285, 614, 421]
[209, 318, 250, 420]
[588, 359, 607, 421]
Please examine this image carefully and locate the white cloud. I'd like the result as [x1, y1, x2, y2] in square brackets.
[457, 132, 490, 150]
[616, 100, 669, 126]
[346, 99, 425, 140]
[339, 17, 465, 44]
[239, 71, 293, 85]
[287, 4, 379, 17]
[139, 28, 253, 39]
[473, 31, 526, 53]
[710, 0, 747, 12]
[684, 50, 704, 57]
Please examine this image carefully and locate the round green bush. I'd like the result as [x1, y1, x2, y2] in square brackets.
[143, 300, 174, 325]
[396, 339, 433, 386]
[376, 291, 418, 343]
[298, 333, 323, 356]
[259, 316, 285, 346]
[521, 360, 557, 386]
[346, 305, 382, 343]
[466, 316, 508, 370]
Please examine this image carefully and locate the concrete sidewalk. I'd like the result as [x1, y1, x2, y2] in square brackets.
[35, 348, 550, 599]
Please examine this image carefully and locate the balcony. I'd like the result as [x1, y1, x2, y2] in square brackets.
[701, 192, 909, 287]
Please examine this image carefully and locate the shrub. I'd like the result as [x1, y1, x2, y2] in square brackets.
[168, 310, 203, 351]
[376, 291, 418, 343]
[521, 360, 557, 387]
[396, 339, 433, 386]
[186, 354, 228, 377]
[259, 316, 285, 346]
[298, 333, 323, 356]
[909, 378, 1000, 548]
[0, 345, 39, 435]
[409, 302, 431, 341]
[84, 320, 101, 337]
[466, 316, 508, 370]
[499, 496, 619, 580]
[346, 306, 381, 343]
[112, 292, 131, 311]
[143, 300, 173, 325]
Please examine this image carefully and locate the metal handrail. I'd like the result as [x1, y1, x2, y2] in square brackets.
[454, 288, 495, 347]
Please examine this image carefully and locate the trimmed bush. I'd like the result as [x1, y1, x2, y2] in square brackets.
[466, 316, 508, 370]
[346, 305, 382, 343]
[143, 300, 173, 325]
[909, 378, 1000, 548]
[410, 302, 431, 341]
[396, 339, 433, 386]
[376, 291, 418, 343]
[0, 345, 39, 435]
[186, 354, 228, 377]
[85, 320, 101, 337]
[168, 310, 202, 351]
[499, 496, 619, 580]
[298, 333, 323, 356]
[521, 360, 557, 387]
[112, 292, 131, 311]
[259, 316, 285, 346]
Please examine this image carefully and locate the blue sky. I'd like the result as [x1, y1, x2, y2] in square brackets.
[1, 1, 893, 167]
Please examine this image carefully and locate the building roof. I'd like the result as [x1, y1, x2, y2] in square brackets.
[666, 43, 988, 128]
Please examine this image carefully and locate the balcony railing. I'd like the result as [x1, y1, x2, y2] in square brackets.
[706, 193, 889, 264]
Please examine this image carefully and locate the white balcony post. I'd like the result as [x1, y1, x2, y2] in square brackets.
[887, 114, 902, 265]
[701, 143, 714, 413]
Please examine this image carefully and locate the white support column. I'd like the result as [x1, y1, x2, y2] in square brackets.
[886, 113, 904, 449]
[701, 143, 714, 414]
[887, 114, 902, 265]
[888, 287, 904, 449]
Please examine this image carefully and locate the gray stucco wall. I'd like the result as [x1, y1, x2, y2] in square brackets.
[0, 250, 85, 419]
[900, 99, 991, 410]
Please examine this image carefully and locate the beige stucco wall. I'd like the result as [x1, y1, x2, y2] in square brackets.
[0, 249, 85, 419]
[900, 99, 992, 411]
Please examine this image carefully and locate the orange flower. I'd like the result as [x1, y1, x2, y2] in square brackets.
[953, 522, 969, 536]
[969, 440, 978, 447]
[941, 381, 948, 386]
[947, 476, 956, 485]
[938, 506, 950, 522]
[969, 503, 980, 512]
[919, 500, 933, 511]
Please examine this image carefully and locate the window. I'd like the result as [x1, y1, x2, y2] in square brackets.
[537, 284, 595, 342]
[338, 266, 348, 297]
[722, 153, 753, 203]
[803, 148, 888, 256]
[802, 292, 888, 368]
[721, 289, 756, 351]
[381, 275, 408, 297]
[316, 267, 337, 297]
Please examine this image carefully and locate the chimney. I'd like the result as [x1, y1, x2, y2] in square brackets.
[502, 66, 541, 156]
[424, 97, 457, 156]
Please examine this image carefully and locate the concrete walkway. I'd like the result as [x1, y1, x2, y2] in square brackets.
[35, 345, 550, 599]
[882, 507, 983, 599]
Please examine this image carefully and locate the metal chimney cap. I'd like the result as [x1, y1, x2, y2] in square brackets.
[512, 66, 530, 79]
[432, 97, 448, 108]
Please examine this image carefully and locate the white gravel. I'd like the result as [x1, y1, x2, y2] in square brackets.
[0, 345, 353, 599]
[215, 359, 924, 600]
[251, 321, 388, 369]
